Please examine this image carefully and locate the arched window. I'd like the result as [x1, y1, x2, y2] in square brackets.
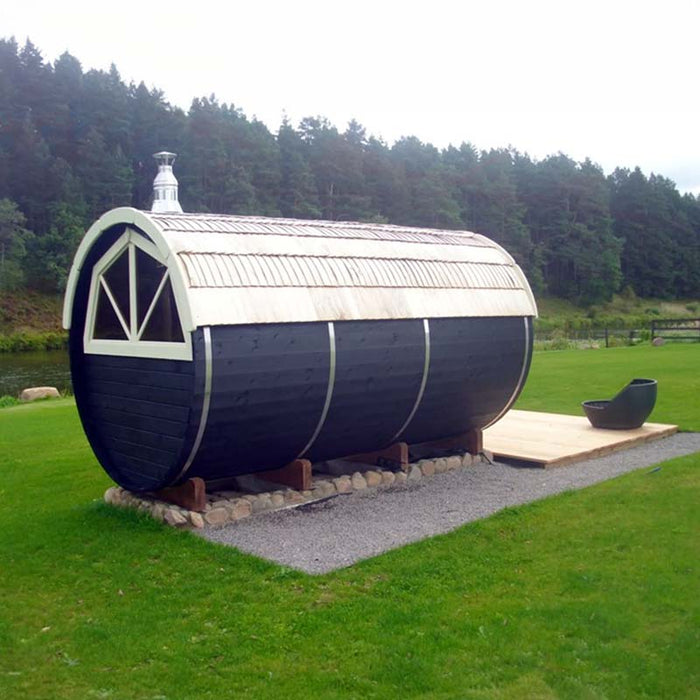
[84, 228, 192, 360]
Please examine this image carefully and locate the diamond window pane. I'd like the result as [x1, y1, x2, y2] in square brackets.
[136, 246, 167, 329]
[103, 249, 130, 329]
[93, 286, 127, 339]
[140, 278, 184, 342]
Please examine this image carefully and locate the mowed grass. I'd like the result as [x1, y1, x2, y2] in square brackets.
[1, 345, 699, 699]
[516, 342, 700, 431]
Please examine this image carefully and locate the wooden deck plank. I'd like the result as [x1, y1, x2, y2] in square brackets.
[484, 410, 677, 468]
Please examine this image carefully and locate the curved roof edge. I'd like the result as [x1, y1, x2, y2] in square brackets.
[64, 208, 537, 330]
[62, 207, 194, 331]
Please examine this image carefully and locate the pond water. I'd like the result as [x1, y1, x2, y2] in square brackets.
[0, 350, 72, 397]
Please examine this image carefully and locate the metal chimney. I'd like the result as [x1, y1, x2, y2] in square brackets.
[151, 151, 183, 213]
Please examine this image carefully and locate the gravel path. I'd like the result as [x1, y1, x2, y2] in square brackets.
[199, 433, 700, 574]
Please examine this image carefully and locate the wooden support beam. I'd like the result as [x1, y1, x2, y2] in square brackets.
[345, 442, 410, 471]
[258, 459, 313, 491]
[429, 428, 483, 455]
[155, 477, 206, 512]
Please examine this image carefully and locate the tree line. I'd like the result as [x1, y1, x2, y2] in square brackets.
[1, 37, 699, 304]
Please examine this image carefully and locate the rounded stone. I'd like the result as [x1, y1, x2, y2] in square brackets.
[19, 386, 60, 402]
[461, 453, 474, 468]
[351, 472, 367, 490]
[365, 470, 382, 487]
[189, 512, 205, 528]
[314, 480, 336, 497]
[334, 476, 353, 494]
[380, 470, 396, 486]
[270, 493, 285, 507]
[434, 458, 448, 474]
[446, 455, 462, 471]
[165, 509, 188, 527]
[204, 507, 229, 526]
[284, 490, 306, 504]
[254, 495, 273, 512]
[104, 487, 118, 505]
[394, 471, 408, 485]
[420, 460, 436, 477]
[228, 498, 253, 520]
[407, 465, 422, 481]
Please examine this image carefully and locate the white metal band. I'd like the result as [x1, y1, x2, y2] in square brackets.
[390, 318, 431, 443]
[296, 322, 337, 459]
[175, 326, 213, 481]
[482, 317, 531, 430]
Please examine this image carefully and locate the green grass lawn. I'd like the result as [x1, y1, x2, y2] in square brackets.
[517, 343, 700, 431]
[1, 345, 699, 699]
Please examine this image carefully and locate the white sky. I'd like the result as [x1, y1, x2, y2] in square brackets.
[4, 0, 700, 194]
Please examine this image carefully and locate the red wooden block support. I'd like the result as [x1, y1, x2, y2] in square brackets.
[429, 428, 483, 455]
[259, 459, 313, 491]
[155, 477, 207, 512]
[345, 442, 410, 471]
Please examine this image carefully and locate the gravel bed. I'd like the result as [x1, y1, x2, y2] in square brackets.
[199, 433, 700, 574]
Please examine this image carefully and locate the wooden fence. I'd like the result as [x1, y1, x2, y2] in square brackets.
[650, 318, 700, 342]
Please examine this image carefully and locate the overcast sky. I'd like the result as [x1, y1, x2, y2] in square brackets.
[4, 0, 699, 194]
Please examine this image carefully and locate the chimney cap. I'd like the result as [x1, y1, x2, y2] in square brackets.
[153, 151, 177, 164]
[151, 151, 183, 213]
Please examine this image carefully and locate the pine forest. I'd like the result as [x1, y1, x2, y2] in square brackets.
[1, 38, 699, 306]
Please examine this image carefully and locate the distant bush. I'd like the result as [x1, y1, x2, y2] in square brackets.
[686, 303, 698, 313]
[0, 395, 20, 408]
[0, 331, 68, 353]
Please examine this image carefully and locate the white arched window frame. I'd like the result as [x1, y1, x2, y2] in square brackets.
[84, 228, 192, 361]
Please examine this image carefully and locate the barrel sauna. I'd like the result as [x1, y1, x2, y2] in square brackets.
[63, 207, 537, 492]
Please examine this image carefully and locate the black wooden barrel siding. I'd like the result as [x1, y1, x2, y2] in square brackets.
[70, 225, 532, 491]
[186, 316, 532, 483]
[69, 224, 202, 493]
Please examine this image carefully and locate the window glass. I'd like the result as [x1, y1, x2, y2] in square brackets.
[93, 285, 127, 339]
[102, 249, 130, 328]
[140, 277, 184, 342]
[136, 247, 167, 328]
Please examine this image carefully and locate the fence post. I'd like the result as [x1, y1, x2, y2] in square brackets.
[605, 328, 609, 348]
[651, 321, 656, 341]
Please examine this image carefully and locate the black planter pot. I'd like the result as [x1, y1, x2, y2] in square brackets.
[582, 378, 657, 430]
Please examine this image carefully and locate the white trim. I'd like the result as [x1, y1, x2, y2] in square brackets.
[99, 277, 130, 339]
[390, 318, 431, 442]
[482, 317, 531, 430]
[128, 242, 137, 337]
[83, 226, 192, 362]
[174, 327, 213, 482]
[296, 322, 337, 459]
[63, 208, 194, 332]
[136, 270, 169, 341]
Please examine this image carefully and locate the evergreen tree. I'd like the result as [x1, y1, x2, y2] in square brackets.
[277, 118, 320, 219]
[0, 35, 697, 305]
[0, 198, 33, 291]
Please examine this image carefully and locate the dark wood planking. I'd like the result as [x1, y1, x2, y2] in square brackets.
[86, 395, 190, 428]
[402, 317, 530, 444]
[190, 322, 330, 480]
[85, 376, 191, 406]
[100, 434, 179, 467]
[307, 319, 425, 462]
[94, 420, 184, 452]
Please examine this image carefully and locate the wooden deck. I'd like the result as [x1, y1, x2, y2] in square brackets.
[483, 410, 678, 468]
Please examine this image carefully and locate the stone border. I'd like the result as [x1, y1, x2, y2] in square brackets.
[103, 451, 494, 529]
